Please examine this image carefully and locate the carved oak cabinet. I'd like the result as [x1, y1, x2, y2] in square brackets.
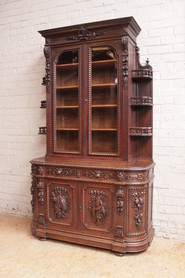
[31, 17, 154, 255]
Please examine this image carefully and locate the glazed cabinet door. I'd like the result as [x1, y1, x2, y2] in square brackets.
[46, 179, 78, 231]
[86, 43, 121, 156]
[53, 47, 83, 154]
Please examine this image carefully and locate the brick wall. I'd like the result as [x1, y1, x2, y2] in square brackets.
[0, 0, 185, 241]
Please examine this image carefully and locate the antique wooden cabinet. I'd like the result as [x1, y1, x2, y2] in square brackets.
[31, 17, 154, 255]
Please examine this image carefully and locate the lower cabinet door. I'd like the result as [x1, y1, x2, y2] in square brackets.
[46, 179, 77, 231]
[78, 182, 116, 238]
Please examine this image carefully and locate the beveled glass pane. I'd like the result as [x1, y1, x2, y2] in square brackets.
[90, 47, 118, 155]
[55, 50, 79, 153]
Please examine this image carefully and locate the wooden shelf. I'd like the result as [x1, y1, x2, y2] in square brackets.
[132, 69, 153, 80]
[92, 83, 117, 89]
[92, 128, 117, 131]
[56, 85, 78, 90]
[92, 59, 116, 68]
[91, 104, 117, 108]
[56, 63, 78, 70]
[56, 106, 79, 109]
[56, 128, 79, 131]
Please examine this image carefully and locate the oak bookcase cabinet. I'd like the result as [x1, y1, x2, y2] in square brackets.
[31, 17, 154, 255]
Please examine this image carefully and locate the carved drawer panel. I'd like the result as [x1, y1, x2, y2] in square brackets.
[46, 180, 76, 229]
[80, 183, 114, 236]
[126, 186, 148, 236]
[125, 171, 149, 184]
[46, 166, 79, 179]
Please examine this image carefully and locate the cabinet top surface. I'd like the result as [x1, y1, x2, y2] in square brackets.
[38, 16, 141, 38]
[30, 157, 154, 171]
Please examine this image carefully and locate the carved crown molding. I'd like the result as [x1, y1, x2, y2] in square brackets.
[66, 25, 104, 41]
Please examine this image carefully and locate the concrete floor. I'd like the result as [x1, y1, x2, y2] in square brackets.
[0, 214, 185, 278]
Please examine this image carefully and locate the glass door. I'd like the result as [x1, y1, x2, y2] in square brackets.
[54, 49, 81, 153]
[89, 46, 119, 155]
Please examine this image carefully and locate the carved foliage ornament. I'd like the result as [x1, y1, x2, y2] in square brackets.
[121, 35, 129, 88]
[116, 187, 124, 214]
[66, 25, 104, 41]
[37, 179, 44, 205]
[88, 190, 109, 225]
[47, 167, 75, 177]
[42, 46, 50, 92]
[30, 177, 36, 213]
[82, 170, 124, 181]
[50, 187, 70, 219]
[132, 191, 145, 230]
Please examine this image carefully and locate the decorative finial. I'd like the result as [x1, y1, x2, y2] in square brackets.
[146, 58, 149, 65]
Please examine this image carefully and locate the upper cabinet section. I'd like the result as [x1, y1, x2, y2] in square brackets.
[39, 17, 153, 162]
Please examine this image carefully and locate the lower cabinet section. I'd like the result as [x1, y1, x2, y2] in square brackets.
[31, 159, 154, 255]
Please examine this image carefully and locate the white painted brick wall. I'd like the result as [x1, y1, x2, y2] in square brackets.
[0, 0, 185, 241]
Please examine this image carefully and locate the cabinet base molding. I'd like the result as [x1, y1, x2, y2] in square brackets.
[31, 221, 154, 255]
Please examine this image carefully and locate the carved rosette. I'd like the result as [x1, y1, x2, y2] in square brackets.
[121, 35, 128, 88]
[50, 187, 70, 219]
[88, 190, 109, 225]
[132, 191, 145, 230]
[42, 46, 50, 93]
[116, 187, 124, 214]
[66, 25, 104, 41]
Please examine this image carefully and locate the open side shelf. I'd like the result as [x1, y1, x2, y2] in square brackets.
[130, 127, 152, 136]
[130, 97, 153, 106]
[40, 100, 46, 108]
[132, 69, 153, 80]
[38, 127, 47, 134]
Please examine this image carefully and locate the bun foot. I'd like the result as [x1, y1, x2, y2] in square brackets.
[113, 252, 125, 257]
[39, 237, 47, 241]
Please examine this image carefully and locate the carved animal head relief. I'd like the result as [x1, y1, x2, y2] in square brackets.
[50, 187, 70, 219]
[88, 190, 109, 225]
